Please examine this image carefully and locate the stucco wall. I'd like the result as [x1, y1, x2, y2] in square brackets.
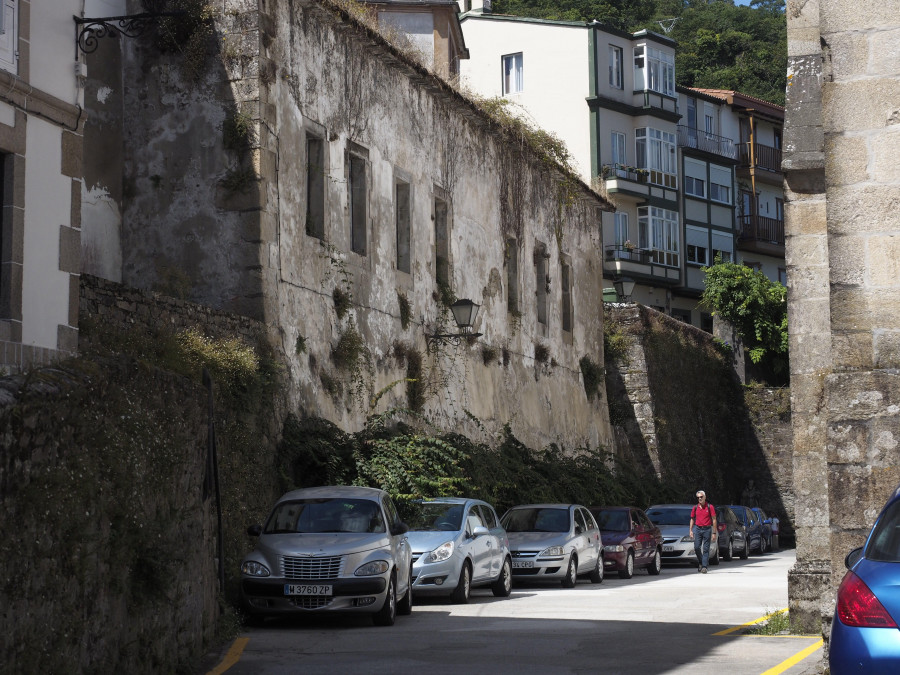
[86, 0, 615, 452]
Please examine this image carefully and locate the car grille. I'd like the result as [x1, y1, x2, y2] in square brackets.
[511, 550, 539, 559]
[663, 538, 679, 545]
[411, 554, 422, 564]
[288, 596, 333, 609]
[281, 555, 343, 580]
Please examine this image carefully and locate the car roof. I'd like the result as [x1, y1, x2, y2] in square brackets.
[507, 504, 577, 509]
[415, 497, 473, 505]
[588, 506, 631, 511]
[648, 504, 695, 509]
[277, 485, 385, 502]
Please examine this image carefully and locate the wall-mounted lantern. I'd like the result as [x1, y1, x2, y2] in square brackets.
[613, 277, 636, 302]
[426, 299, 483, 347]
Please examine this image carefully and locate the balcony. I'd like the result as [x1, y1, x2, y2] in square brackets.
[677, 126, 737, 160]
[738, 142, 782, 174]
[602, 164, 648, 184]
[604, 244, 682, 285]
[737, 214, 785, 256]
[601, 164, 677, 191]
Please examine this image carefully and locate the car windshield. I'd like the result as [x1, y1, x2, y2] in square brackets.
[595, 510, 629, 531]
[866, 498, 900, 563]
[264, 498, 386, 534]
[402, 502, 464, 532]
[502, 508, 570, 533]
[646, 507, 691, 526]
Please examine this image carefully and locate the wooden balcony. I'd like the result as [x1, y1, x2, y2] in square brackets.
[737, 214, 785, 256]
[738, 142, 782, 174]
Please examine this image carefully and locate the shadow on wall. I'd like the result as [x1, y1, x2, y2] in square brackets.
[604, 304, 792, 541]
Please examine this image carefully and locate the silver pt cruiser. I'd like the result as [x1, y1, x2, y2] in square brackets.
[240, 486, 413, 626]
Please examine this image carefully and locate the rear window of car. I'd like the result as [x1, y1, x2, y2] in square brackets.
[265, 498, 386, 534]
[866, 499, 900, 563]
[502, 508, 570, 533]
[646, 507, 692, 526]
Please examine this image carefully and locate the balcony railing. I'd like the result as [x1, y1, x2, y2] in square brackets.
[677, 126, 737, 160]
[605, 244, 679, 268]
[738, 215, 784, 245]
[738, 142, 782, 173]
[601, 163, 649, 184]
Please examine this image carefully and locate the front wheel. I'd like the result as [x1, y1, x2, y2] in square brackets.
[618, 551, 635, 579]
[710, 544, 720, 566]
[723, 537, 733, 561]
[397, 566, 413, 616]
[739, 538, 749, 560]
[589, 553, 603, 583]
[561, 555, 578, 588]
[450, 562, 471, 604]
[373, 573, 397, 626]
[647, 549, 662, 576]
[492, 558, 512, 597]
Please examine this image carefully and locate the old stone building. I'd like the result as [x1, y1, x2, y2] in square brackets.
[784, 0, 900, 634]
[79, 0, 616, 451]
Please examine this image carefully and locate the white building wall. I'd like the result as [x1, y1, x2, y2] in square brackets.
[460, 17, 592, 181]
[21, 116, 72, 348]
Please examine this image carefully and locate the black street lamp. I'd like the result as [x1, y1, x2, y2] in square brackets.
[613, 277, 636, 302]
[426, 299, 483, 347]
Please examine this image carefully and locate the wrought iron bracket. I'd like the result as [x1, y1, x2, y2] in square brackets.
[73, 11, 184, 57]
[424, 331, 482, 352]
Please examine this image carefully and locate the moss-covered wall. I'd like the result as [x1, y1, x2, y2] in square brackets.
[605, 304, 793, 535]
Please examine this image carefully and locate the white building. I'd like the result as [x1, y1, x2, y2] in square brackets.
[0, 1, 85, 373]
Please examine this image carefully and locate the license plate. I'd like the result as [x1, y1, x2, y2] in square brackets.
[284, 584, 333, 596]
[663, 545, 675, 552]
[512, 560, 534, 569]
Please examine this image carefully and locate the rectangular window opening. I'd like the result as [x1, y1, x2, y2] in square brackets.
[608, 45, 623, 89]
[306, 136, 325, 239]
[506, 238, 519, 314]
[535, 242, 548, 326]
[561, 261, 572, 333]
[502, 53, 523, 95]
[349, 154, 367, 255]
[434, 196, 450, 290]
[395, 180, 411, 274]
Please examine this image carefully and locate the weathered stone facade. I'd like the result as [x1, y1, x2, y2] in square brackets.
[82, 0, 615, 453]
[784, 0, 900, 635]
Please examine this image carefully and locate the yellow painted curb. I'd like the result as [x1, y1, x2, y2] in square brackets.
[206, 636, 250, 675]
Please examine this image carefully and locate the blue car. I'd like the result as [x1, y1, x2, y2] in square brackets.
[830, 485, 900, 673]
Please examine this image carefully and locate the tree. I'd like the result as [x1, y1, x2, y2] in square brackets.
[700, 260, 788, 384]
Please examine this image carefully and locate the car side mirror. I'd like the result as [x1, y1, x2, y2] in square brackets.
[247, 524, 262, 537]
[845, 547, 864, 570]
[472, 526, 489, 537]
[575, 525, 583, 535]
[393, 521, 409, 536]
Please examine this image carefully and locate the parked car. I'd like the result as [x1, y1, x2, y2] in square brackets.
[240, 486, 413, 626]
[500, 504, 603, 587]
[401, 498, 512, 603]
[752, 507, 778, 551]
[830, 484, 900, 673]
[589, 506, 663, 578]
[646, 504, 719, 567]
[727, 504, 765, 555]
[715, 505, 747, 562]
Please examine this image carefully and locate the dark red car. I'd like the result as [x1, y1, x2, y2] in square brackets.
[589, 506, 663, 579]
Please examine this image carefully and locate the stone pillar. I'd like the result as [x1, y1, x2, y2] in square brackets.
[784, 0, 900, 637]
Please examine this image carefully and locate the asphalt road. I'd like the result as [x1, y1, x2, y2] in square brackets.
[201, 549, 824, 675]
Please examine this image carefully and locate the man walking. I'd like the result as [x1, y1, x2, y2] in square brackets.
[689, 490, 717, 573]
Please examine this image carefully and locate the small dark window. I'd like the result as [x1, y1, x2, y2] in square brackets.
[349, 154, 367, 255]
[535, 242, 548, 326]
[435, 197, 450, 289]
[306, 136, 325, 239]
[395, 180, 411, 273]
[506, 238, 519, 314]
[561, 261, 572, 332]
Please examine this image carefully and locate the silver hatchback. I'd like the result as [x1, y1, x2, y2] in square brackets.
[240, 486, 413, 626]
[501, 504, 604, 587]
[404, 498, 512, 603]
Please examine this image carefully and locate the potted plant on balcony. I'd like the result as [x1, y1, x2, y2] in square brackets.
[623, 240, 636, 252]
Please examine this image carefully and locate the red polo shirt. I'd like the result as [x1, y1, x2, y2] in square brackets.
[691, 503, 716, 527]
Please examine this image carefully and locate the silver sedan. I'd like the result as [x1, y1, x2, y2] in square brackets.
[500, 504, 604, 587]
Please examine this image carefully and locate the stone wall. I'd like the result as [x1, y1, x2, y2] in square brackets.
[784, 0, 900, 636]
[605, 304, 794, 533]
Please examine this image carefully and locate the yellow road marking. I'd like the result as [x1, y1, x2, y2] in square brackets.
[207, 637, 250, 675]
[713, 608, 788, 636]
[760, 638, 824, 675]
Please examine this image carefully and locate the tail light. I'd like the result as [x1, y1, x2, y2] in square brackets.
[717, 523, 726, 533]
[836, 571, 898, 628]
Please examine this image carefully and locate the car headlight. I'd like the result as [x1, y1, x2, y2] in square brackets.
[681, 535, 694, 542]
[355, 560, 390, 576]
[424, 541, 454, 564]
[539, 546, 565, 557]
[241, 561, 270, 577]
[603, 544, 624, 553]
